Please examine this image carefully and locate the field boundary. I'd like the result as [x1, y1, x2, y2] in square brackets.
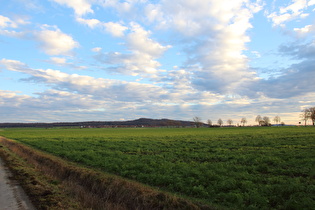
[0, 136, 214, 210]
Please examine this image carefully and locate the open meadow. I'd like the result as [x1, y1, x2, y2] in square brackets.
[1, 126, 315, 209]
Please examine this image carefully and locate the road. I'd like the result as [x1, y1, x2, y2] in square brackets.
[0, 157, 36, 210]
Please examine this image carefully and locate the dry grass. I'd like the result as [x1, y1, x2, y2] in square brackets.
[0, 139, 81, 209]
[0, 137, 214, 210]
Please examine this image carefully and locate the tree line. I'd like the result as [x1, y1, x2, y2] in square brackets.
[194, 106, 315, 128]
[193, 115, 284, 128]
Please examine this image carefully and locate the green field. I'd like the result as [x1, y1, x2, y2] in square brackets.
[1, 127, 315, 209]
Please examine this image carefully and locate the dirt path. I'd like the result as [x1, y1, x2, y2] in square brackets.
[0, 157, 36, 210]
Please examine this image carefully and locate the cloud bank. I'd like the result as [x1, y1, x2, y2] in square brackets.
[1, 0, 315, 124]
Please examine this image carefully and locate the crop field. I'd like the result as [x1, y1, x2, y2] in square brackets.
[1, 126, 315, 209]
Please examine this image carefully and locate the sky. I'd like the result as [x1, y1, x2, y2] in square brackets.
[0, 0, 315, 125]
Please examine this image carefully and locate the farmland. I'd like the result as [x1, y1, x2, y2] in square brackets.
[1, 126, 315, 209]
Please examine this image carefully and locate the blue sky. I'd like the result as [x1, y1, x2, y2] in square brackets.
[1, 0, 315, 125]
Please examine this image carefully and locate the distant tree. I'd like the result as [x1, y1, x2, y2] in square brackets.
[273, 116, 281, 125]
[309, 107, 315, 126]
[300, 109, 311, 126]
[217, 118, 223, 127]
[300, 107, 315, 126]
[263, 116, 270, 126]
[193, 117, 202, 128]
[280, 122, 285, 126]
[255, 115, 262, 126]
[227, 119, 233, 126]
[207, 119, 212, 127]
[240, 117, 247, 126]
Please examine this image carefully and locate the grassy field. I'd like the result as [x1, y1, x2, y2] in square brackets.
[1, 126, 315, 209]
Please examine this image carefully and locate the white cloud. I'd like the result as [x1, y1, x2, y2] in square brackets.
[90, 1, 262, 93]
[127, 22, 171, 57]
[267, 0, 310, 27]
[2, 1, 315, 124]
[0, 30, 26, 38]
[0, 59, 223, 107]
[0, 59, 30, 72]
[95, 51, 162, 76]
[0, 15, 29, 38]
[0, 15, 16, 28]
[0, 89, 108, 122]
[1, 58, 311, 124]
[99, 0, 139, 15]
[50, 57, 67, 65]
[0, 15, 29, 28]
[267, 13, 292, 27]
[46, 57, 86, 69]
[34, 25, 79, 55]
[149, 0, 261, 94]
[0, 90, 31, 108]
[103, 22, 128, 37]
[279, 0, 308, 14]
[76, 17, 128, 37]
[93, 23, 171, 77]
[76, 17, 101, 28]
[52, 0, 93, 16]
[294, 24, 315, 35]
[144, 4, 163, 23]
[152, 0, 262, 37]
[75, 17, 128, 38]
[0, 58, 166, 102]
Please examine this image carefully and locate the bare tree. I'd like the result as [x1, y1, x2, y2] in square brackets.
[240, 117, 247, 126]
[263, 116, 270, 126]
[227, 119, 233, 126]
[309, 107, 315, 126]
[217, 118, 223, 127]
[255, 115, 262, 126]
[207, 119, 212, 127]
[300, 109, 311, 126]
[193, 116, 202, 128]
[273, 116, 281, 125]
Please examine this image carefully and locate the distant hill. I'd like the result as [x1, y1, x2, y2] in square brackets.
[0, 118, 199, 128]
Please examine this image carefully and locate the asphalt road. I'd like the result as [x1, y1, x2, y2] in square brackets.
[0, 157, 35, 210]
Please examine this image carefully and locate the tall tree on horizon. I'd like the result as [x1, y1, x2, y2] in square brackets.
[217, 118, 223, 127]
[255, 115, 262, 126]
[193, 116, 202, 128]
[227, 119, 233, 126]
[300, 109, 311, 126]
[263, 116, 270, 126]
[240, 117, 247, 126]
[273, 116, 281, 125]
[309, 107, 315, 126]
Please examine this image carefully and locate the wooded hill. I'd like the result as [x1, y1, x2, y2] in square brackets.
[0, 118, 199, 128]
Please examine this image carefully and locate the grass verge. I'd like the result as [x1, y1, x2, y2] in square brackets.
[0, 140, 81, 209]
[0, 137, 215, 210]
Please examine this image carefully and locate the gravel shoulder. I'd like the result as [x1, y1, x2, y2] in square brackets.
[0, 157, 36, 210]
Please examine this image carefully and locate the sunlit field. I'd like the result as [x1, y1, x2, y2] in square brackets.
[1, 126, 315, 209]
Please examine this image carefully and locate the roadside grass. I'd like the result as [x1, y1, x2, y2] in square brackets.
[1, 126, 315, 209]
[0, 140, 81, 209]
